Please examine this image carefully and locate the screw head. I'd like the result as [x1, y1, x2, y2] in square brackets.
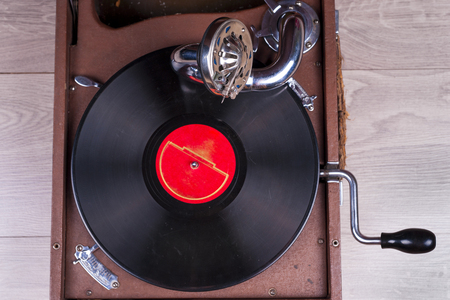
[76, 245, 84, 252]
[268, 287, 277, 296]
[332, 239, 340, 247]
[52, 242, 61, 250]
[306, 42, 312, 48]
[296, 1, 302, 6]
[318, 238, 324, 244]
[191, 161, 199, 169]
[112, 281, 120, 289]
[314, 61, 321, 67]
[70, 86, 76, 91]
[86, 290, 92, 296]
[314, 19, 319, 24]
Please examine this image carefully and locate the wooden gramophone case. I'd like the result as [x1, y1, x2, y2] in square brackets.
[50, 0, 341, 299]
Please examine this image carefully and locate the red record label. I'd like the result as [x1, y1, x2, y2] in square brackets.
[156, 124, 236, 204]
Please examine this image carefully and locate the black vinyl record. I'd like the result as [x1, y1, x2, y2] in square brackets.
[72, 47, 319, 291]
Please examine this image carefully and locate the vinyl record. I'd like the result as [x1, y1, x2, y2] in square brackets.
[71, 47, 319, 291]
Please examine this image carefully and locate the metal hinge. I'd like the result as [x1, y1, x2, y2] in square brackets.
[335, 10, 339, 36]
[69, 0, 78, 45]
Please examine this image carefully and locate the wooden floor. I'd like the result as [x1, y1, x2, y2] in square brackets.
[0, 0, 448, 299]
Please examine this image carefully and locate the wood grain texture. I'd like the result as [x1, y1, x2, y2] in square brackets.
[0, 237, 51, 300]
[0, 74, 54, 237]
[0, 0, 55, 73]
[336, 0, 450, 70]
[340, 69, 450, 299]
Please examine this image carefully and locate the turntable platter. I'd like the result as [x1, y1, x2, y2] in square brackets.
[71, 47, 319, 291]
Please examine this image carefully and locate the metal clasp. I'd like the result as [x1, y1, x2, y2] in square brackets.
[73, 244, 120, 290]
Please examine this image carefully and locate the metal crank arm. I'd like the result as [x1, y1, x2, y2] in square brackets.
[320, 169, 436, 254]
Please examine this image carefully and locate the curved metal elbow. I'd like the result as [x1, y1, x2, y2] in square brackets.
[170, 12, 306, 96]
[245, 12, 305, 91]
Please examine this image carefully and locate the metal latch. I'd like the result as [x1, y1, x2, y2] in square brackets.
[73, 244, 120, 290]
[287, 78, 317, 111]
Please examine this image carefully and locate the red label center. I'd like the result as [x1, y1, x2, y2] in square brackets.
[156, 124, 236, 204]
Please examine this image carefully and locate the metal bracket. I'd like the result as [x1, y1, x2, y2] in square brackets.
[335, 10, 339, 35]
[257, 0, 320, 53]
[322, 162, 343, 206]
[74, 76, 103, 88]
[287, 78, 316, 111]
[73, 244, 120, 290]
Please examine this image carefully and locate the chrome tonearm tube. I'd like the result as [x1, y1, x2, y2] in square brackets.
[171, 0, 319, 109]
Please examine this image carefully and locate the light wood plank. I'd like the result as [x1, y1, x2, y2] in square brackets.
[0, 74, 54, 237]
[336, 0, 450, 70]
[0, 237, 50, 299]
[0, 0, 55, 73]
[341, 69, 450, 299]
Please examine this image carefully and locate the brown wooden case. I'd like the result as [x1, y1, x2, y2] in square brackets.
[51, 0, 341, 299]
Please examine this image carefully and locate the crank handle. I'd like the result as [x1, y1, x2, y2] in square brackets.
[320, 169, 436, 254]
